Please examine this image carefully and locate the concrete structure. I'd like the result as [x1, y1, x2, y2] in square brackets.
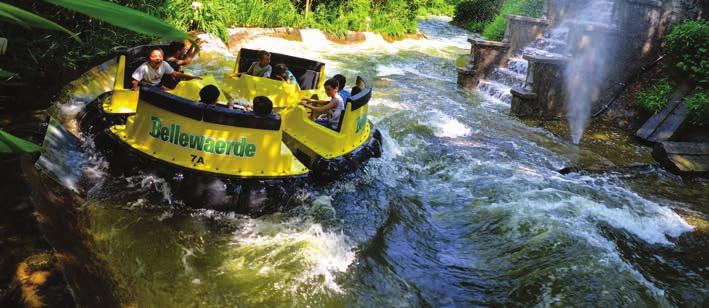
[456, 38, 509, 90]
[456, 14, 548, 89]
[504, 15, 550, 54]
[510, 54, 568, 118]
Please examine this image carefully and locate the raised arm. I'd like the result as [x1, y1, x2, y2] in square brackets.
[302, 100, 336, 112]
[172, 71, 201, 81]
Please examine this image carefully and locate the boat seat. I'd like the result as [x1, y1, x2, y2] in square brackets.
[297, 70, 319, 90]
[237, 48, 324, 90]
[139, 86, 281, 130]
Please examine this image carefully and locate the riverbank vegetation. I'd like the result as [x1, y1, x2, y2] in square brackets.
[164, 0, 459, 41]
[451, 0, 544, 40]
[636, 20, 708, 126]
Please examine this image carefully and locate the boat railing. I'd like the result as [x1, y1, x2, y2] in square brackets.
[139, 86, 282, 131]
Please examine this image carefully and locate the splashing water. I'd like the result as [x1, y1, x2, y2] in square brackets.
[563, 1, 618, 144]
[35, 17, 708, 306]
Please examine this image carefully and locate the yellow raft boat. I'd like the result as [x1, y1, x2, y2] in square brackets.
[78, 45, 382, 213]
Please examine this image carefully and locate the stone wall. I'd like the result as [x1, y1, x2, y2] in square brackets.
[505, 15, 550, 54]
[457, 14, 548, 89]
[456, 38, 509, 90]
[511, 54, 568, 118]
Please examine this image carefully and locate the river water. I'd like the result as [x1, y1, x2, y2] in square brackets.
[40, 18, 707, 306]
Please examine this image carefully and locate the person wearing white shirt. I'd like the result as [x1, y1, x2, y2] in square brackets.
[131, 47, 200, 91]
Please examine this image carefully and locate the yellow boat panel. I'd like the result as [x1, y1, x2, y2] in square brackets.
[171, 74, 229, 103]
[283, 102, 372, 159]
[220, 73, 312, 108]
[103, 55, 139, 114]
[110, 100, 308, 178]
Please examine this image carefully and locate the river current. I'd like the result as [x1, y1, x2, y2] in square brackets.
[42, 17, 707, 306]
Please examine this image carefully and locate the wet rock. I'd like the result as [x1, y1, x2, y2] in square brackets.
[309, 195, 336, 222]
[3, 253, 73, 307]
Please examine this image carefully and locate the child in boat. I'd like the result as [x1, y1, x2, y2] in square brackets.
[253, 96, 273, 116]
[199, 85, 241, 110]
[245, 50, 272, 78]
[332, 74, 351, 102]
[271, 63, 297, 84]
[199, 85, 220, 105]
[161, 40, 198, 90]
[131, 47, 200, 91]
[300, 78, 344, 130]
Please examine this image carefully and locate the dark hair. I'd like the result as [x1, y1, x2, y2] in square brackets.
[324, 78, 339, 90]
[333, 74, 346, 89]
[147, 47, 164, 58]
[253, 96, 273, 116]
[271, 63, 288, 81]
[168, 41, 185, 55]
[199, 85, 220, 105]
[257, 50, 271, 60]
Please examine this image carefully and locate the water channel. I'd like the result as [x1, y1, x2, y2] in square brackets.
[36, 17, 708, 306]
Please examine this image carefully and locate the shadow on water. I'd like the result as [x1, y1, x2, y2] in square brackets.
[23, 158, 126, 307]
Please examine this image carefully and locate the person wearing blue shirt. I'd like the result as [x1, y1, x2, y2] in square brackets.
[333, 74, 351, 102]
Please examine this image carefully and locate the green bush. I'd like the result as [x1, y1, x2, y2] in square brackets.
[482, 0, 544, 40]
[418, 0, 458, 16]
[665, 20, 709, 85]
[164, 0, 230, 42]
[685, 90, 708, 125]
[310, 3, 350, 37]
[309, 0, 420, 37]
[160, 0, 454, 39]
[452, 0, 501, 33]
[260, 0, 303, 28]
[636, 79, 674, 113]
[371, 0, 419, 36]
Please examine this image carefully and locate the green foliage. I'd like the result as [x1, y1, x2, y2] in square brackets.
[636, 79, 674, 113]
[164, 0, 230, 42]
[665, 20, 709, 85]
[482, 0, 544, 40]
[369, 0, 419, 37]
[452, 0, 501, 33]
[0, 68, 19, 80]
[310, 2, 351, 37]
[164, 0, 306, 41]
[307, 0, 424, 37]
[0, 1, 79, 42]
[0, 129, 43, 153]
[417, 0, 458, 16]
[160, 0, 444, 39]
[46, 0, 189, 42]
[260, 0, 303, 27]
[685, 90, 709, 126]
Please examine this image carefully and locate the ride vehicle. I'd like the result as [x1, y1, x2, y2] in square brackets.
[73, 45, 382, 214]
